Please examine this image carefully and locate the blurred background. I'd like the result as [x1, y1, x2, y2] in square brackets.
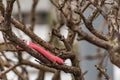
[0, 0, 120, 80]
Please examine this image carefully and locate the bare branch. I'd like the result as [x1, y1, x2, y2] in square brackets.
[75, 10, 109, 41]
[75, 27, 112, 49]
[95, 65, 110, 80]
[30, 0, 39, 31]
[0, 63, 19, 77]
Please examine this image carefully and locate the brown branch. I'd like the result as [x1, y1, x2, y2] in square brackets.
[2, 32, 9, 50]
[52, 70, 61, 80]
[87, 7, 99, 22]
[4, 0, 16, 32]
[16, 0, 24, 23]
[1, 0, 117, 79]
[36, 70, 45, 80]
[52, 28, 71, 51]
[109, 46, 120, 68]
[4, 14, 81, 76]
[50, 0, 60, 9]
[9, 34, 81, 75]
[0, 42, 17, 52]
[88, 0, 108, 19]
[11, 17, 59, 54]
[0, 55, 7, 80]
[80, 1, 91, 12]
[75, 10, 109, 41]
[6, 34, 81, 76]
[74, 1, 109, 42]
[0, 42, 75, 60]
[0, 0, 5, 16]
[21, 60, 56, 73]
[107, 1, 119, 37]
[75, 28, 112, 49]
[72, 1, 91, 24]
[3, 0, 50, 64]
[0, 63, 19, 77]
[4, 62, 26, 80]
[106, 1, 120, 68]
[11, 17, 75, 59]
[8, 33, 51, 63]
[30, 0, 39, 31]
[95, 65, 110, 80]
[46, 63, 81, 76]
[50, 0, 68, 18]
[66, 29, 76, 47]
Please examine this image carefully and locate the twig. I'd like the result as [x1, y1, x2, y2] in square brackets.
[36, 70, 45, 80]
[16, 0, 23, 23]
[4, 0, 16, 31]
[75, 28, 112, 49]
[30, 0, 39, 31]
[0, 63, 19, 76]
[11, 17, 76, 59]
[4, 62, 26, 80]
[0, 54, 7, 80]
[50, 0, 67, 18]
[95, 65, 110, 80]
[75, 10, 109, 41]
[45, 63, 81, 76]
[52, 70, 61, 80]
[0, 0, 5, 16]
[11, 17, 59, 54]
[52, 28, 71, 51]
[88, 0, 108, 19]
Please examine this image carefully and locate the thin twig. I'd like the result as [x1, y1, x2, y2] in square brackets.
[95, 65, 110, 80]
[0, 63, 19, 77]
[16, 0, 24, 23]
[30, 0, 39, 31]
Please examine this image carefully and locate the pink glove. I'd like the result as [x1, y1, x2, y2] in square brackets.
[23, 40, 64, 65]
